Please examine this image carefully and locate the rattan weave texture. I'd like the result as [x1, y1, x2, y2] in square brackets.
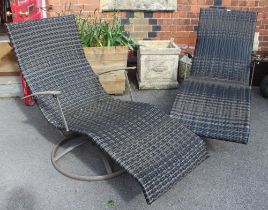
[171, 9, 256, 144]
[171, 77, 250, 143]
[191, 9, 256, 85]
[6, 15, 208, 204]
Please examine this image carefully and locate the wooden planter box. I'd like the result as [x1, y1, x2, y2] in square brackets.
[0, 42, 20, 76]
[83, 46, 128, 94]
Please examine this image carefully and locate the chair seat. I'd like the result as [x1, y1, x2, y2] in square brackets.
[170, 77, 251, 144]
[66, 98, 208, 203]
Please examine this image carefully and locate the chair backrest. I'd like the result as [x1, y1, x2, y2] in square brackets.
[6, 16, 107, 127]
[191, 8, 257, 84]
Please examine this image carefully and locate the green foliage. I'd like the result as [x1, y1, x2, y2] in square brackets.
[57, 3, 137, 50]
[106, 199, 115, 207]
[76, 12, 137, 50]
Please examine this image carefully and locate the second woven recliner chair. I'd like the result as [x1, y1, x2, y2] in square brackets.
[171, 9, 257, 144]
[6, 16, 208, 204]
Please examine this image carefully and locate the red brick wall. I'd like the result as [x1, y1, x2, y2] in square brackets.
[258, 0, 268, 52]
[152, 0, 213, 49]
[46, 0, 268, 53]
[221, 0, 268, 52]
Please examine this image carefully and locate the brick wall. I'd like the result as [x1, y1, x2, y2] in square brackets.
[46, 0, 268, 53]
[258, 0, 268, 52]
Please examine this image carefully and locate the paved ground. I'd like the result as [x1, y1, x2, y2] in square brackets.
[0, 86, 268, 210]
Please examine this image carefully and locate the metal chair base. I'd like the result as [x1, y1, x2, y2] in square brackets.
[51, 136, 125, 181]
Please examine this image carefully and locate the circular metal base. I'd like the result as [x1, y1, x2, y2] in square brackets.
[51, 136, 125, 181]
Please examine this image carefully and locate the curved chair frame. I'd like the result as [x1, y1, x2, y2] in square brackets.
[23, 68, 134, 181]
[51, 135, 125, 181]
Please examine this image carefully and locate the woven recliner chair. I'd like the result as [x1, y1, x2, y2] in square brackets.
[6, 16, 208, 204]
[171, 9, 257, 144]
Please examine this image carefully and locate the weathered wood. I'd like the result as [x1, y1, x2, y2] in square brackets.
[0, 43, 20, 76]
[89, 60, 127, 73]
[99, 71, 125, 95]
[83, 46, 128, 94]
[84, 46, 128, 73]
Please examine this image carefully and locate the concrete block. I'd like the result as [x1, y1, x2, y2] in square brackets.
[100, 0, 177, 11]
[137, 40, 180, 89]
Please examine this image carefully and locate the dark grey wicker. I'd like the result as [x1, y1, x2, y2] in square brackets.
[171, 9, 257, 144]
[6, 16, 208, 204]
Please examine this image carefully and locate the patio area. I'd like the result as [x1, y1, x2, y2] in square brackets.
[0, 83, 267, 210]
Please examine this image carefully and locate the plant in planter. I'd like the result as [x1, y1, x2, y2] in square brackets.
[76, 11, 136, 49]
[252, 51, 268, 62]
[57, 5, 137, 94]
[77, 11, 137, 94]
[178, 52, 193, 82]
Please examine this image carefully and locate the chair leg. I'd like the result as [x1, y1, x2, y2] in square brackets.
[51, 136, 125, 181]
[102, 154, 113, 174]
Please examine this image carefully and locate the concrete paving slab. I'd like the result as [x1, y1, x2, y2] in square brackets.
[0, 87, 267, 210]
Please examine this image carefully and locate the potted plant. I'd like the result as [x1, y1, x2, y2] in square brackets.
[76, 11, 137, 94]
[178, 52, 193, 82]
[57, 5, 137, 94]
